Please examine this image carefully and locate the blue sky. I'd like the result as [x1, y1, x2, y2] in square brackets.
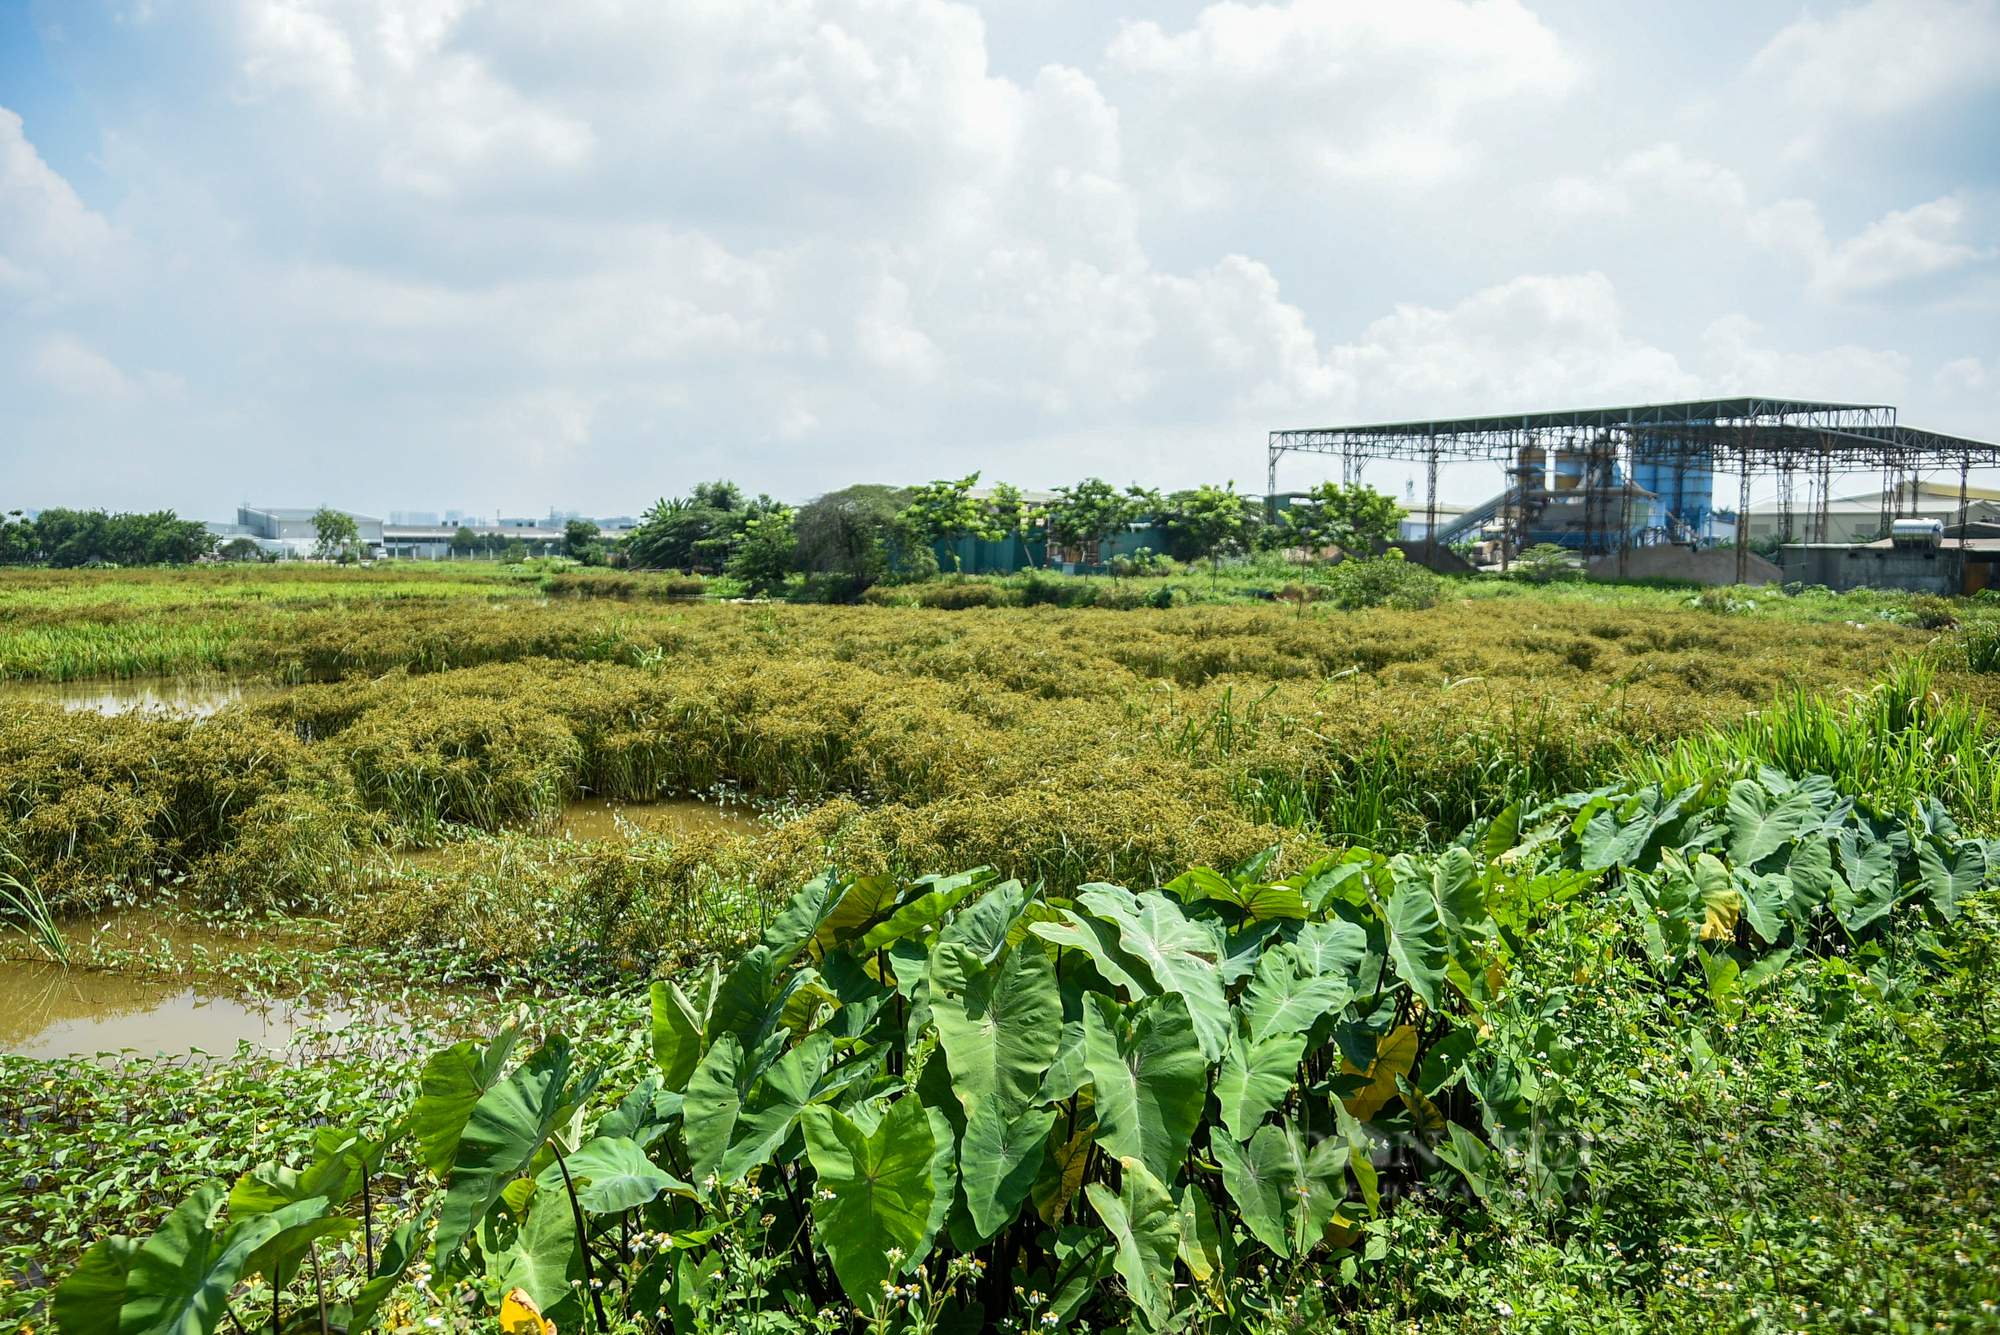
[1, 0, 1996, 521]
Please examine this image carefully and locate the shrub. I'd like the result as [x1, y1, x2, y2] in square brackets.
[1905, 592, 1959, 629]
[1965, 622, 2000, 674]
[1321, 551, 1443, 610]
[1512, 542, 1579, 584]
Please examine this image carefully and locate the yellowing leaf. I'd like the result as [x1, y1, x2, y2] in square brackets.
[1341, 1025, 1417, 1121]
[1695, 853, 1740, 941]
[500, 1288, 556, 1335]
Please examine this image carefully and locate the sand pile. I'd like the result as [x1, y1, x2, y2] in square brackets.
[1586, 545, 1783, 586]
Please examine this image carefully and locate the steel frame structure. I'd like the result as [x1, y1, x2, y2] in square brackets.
[1268, 398, 2000, 584]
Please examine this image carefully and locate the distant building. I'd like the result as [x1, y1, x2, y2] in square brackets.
[1746, 480, 2000, 544]
[390, 510, 440, 526]
[224, 507, 384, 558]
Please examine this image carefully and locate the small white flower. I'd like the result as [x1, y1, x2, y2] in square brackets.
[1496, 1301, 1514, 1318]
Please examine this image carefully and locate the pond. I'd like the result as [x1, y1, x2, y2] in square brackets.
[0, 911, 399, 1060]
[0, 675, 285, 716]
[554, 796, 763, 842]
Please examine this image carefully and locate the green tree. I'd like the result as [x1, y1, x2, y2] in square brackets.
[1045, 479, 1147, 564]
[725, 504, 798, 595]
[451, 525, 479, 557]
[1158, 482, 1260, 565]
[1273, 482, 1405, 555]
[793, 484, 911, 598]
[218, 537, 263, 561]
[624, 483, 773, 573]
[898, 473, 1004, 572]
[0, 511, 34, 564]
[28, 509, 214, 566]
[502, 539, 528, 564]
[563, 519, 604, 566]
[311, 507, 361, 562]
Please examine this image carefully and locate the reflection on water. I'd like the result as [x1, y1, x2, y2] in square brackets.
[0, 962, 401, 1059]
[0, 676, 285, 716]
[556, 797, 762, 842]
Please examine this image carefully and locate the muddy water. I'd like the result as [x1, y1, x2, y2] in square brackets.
[0, 964, 399, 1059]
[0, 911, 393, 1060]
[0, 676, 285, 716]
[555, 796, 763, 842]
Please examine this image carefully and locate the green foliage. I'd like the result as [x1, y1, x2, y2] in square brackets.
[1157, 483, 1262, 564]
[3, 508, 217, 567]
[1271, 482, 1404, 554]
[1319, 549, 1444, 610]
[1045, 478, 1149, 555]
[722, 503, 796, 595]
[1512, 542, 1580, 584]
[625, 483, 783, 574]
[311, 508, 362, 562]
[898, 474, 1005, 573]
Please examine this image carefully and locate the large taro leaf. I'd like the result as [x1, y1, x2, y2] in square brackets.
[1917, 839, 1984, 921]
[933, 938, 1062, 1120]
[1211, 1127, 1294, 1257]
[1435, 1123, 1501, 1201]
[1028, 910, 1156, 997]
[491, 1193, 583, 1330]
[51, 1235, 138, 1335]
[1168, 866, 1307, 921]
[1035, 1020, 1088, 1106]
[1342, 1024, 1418, 1122]
[1836, 827, 1901, 932]
[1077, 886, 1231, 1062]
[1784, 834, 1841, 911]
[1081, 992, 1206, 1185]
[434, 1038, 580, 1267]
[1385, 877, 1449, 1010]
[1579, 785, 1690, 871]
[720, 1033, 836, 1181]
[1242, 948, 1350, 1044]
[810, 875, 900, 954]
[682, 1034, 752, 1189]
[536, 1136, 685, 1214]
[597, 1076, 679, 1150]
[1085, 1159, 1181, 1333]
[241, 1208, 354, 1296]
[1215, 1028, 1305, 1143]
[1173, 1181, 1226, 1304]
[412, 1027, 520, 1177]
[1288, 918, 1367, 982]
[801, 1098, 939, 1310]
[119, 1183, 310, 1335]
[936, 878, 1029, 964]
[960, 1102, 1057, 1239]
[1727, 779, 1819, 869]
[1031, 1105, 1096, 1225]
[649, 981, 703, 1093]
[707, 946, 799, 1049]
[759, 872, 846, 968]
[857, 875, 984, 954]
[918, 1105, 959, 1265]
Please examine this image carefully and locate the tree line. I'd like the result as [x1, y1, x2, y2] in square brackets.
[0, 508, 215, 567]
[615, 475, 1408, 597]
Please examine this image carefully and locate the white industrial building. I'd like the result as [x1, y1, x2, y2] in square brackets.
[1744, 480, 2000, 544]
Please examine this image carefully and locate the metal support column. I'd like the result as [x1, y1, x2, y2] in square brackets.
[1617, 435, 1633, 578]
[1815, 447, 1833, 544]
[1424, 438, 1439, 564]
[1736, 440, 1752, 587]
[1265, 442, 1280, 521]
[1960, 456, 1973, 550]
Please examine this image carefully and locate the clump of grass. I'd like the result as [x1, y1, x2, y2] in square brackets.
[0, 852, 69, 964]
[1962, 621, 2000, 674]
[1632, 654, 2000, 826]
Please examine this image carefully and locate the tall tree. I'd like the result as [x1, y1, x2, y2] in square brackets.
[1158, 482, 1261, 564]
[898, 473, 1005, 570]
[1045, 479, 1149, 562]
[312, 507, 361, 561]
[1273, 482, 1405, 555]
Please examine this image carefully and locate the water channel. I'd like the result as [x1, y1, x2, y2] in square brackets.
[0, 675, 286, 715]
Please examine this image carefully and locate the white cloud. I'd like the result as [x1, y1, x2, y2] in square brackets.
[1540, 143, 1747, 220]
[1751, 0, 2000, 119]
[0, 107, 113, 266]
[1936, 355, 1991, 389]
[1109, 0, 1580, 189]
[1749, 193, 1994, 299]
[1324, 272, 1696, 417]
[31, 334, 140, 398]
[1699, 315, 1909, 400]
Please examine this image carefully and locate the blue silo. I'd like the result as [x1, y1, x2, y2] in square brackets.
[1632, 446, 1714, 542]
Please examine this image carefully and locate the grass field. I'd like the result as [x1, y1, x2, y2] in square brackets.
[3, 565, 1998, 1335]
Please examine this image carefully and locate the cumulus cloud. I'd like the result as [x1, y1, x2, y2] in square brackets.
[0, 107, 113, 270]
[1699, 315, 1909, 400]
[1108, 0, 1580, 190]
[1540, 144, 1747, 220]
[1749, 194, 1996, 299]
[1751, 0, 2000, 120]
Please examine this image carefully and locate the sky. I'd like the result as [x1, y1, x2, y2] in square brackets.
[1, 0, 1996, 522]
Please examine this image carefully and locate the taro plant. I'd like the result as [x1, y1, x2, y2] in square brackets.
[52, 785, 1997, 1335]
